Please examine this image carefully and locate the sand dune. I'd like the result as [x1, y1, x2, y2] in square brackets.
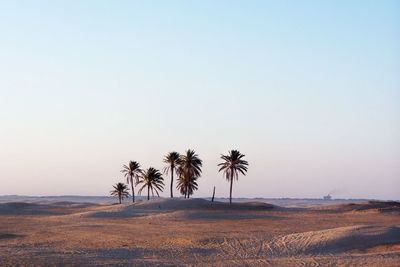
[132, 198, 275, 210]
[0, 202, 99, 216]
[0, 202, 58, 215]
[84, 198, 275, 218]
[264, 225, 400, 255]
[1, 198, 399, 266]
[197, 225, 400, 260]
[318, 201, 400, 213]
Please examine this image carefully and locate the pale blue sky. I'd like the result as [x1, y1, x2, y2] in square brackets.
[0, 1, 399, 199]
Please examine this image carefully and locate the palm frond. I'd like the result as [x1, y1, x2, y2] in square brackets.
[218, 150, 249, 181]
[137, 167, 165, 199]
[176, 149, 203, 197]
[110, 182, 130, 200]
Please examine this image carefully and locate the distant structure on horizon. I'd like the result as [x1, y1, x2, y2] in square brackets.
[323, 194, 332, 200]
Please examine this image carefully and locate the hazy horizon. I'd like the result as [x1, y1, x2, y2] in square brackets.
[1, 195, 397, 201]
[1, 1, 399, 200]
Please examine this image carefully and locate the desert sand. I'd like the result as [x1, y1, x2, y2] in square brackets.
[0, 198, 399, 266]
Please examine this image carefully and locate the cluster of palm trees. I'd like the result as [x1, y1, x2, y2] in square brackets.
[110, 149, 248, 204]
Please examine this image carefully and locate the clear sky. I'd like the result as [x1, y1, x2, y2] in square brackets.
[1, 1, 399, 199]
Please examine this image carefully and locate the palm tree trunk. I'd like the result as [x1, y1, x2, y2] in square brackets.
[147, 186, 150, 200]
[130, 176, 135, 203]
[170, 169, 174, 198]
[230, 172, 234, 204]
[212, 186, 215, 202]
[119, 193, 122, 204]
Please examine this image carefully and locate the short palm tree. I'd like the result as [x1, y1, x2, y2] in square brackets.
[163, 152, 181, 198]
[218, 150, 249, 204]
[137, 167, 164, 200]
[121, 161, 142, 203]
[177, 149, 202, 198]
[176, 173, 198, 198]
[110, 182, 130, 204]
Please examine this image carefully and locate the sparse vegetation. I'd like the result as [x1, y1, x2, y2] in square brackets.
[116, 149, 246, 201]
[137, 167, 165, 200]
[218, 150, 249, 204]
[163, 152, 181, 198]
[110, 182, 130, 204]
[176, 149, 202, 198]
[121, 161, 142, 203]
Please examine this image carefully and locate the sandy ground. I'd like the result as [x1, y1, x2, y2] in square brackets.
[0, 198, 399, 266]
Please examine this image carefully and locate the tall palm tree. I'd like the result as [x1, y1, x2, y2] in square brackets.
[177, 149, 202, 198]
[163, 152, 181, 198]
[110, 182, 130, 204]
[137, 167, 164, 200]
[218, 150, 249, 204]
[121, 161, 142, 203]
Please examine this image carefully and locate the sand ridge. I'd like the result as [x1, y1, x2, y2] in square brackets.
[263, 225, 400, 255]
[81, 198, 276, 219]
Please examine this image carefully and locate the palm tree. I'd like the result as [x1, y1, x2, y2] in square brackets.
[176, 173, 198, 198]
[137, 167, 164, 200]
[110, 182, 130, 204]
[121, 161, 142, 203]
[218, 150, 249, 204]
[163, 152, 181, 198]
[177, 149, 202, 198]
